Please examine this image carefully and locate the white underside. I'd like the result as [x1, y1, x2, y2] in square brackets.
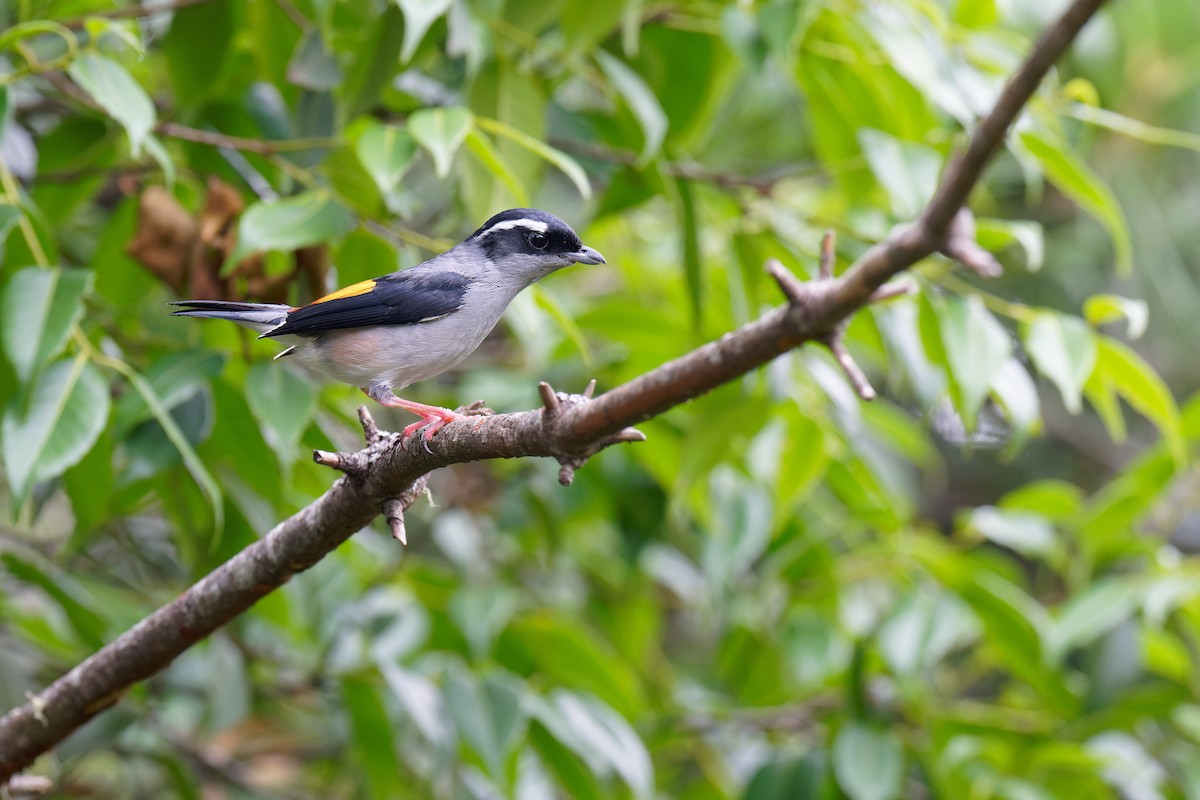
[277, 281, 517, 393]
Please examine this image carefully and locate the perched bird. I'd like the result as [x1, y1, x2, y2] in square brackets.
[171, 208, 604, 444]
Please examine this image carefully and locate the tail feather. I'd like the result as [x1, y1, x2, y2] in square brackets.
[170, 300, 290, 334]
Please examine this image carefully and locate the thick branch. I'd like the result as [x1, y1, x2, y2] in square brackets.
[0, 0, 1108, 782]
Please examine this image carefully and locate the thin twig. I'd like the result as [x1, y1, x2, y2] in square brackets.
[154, 122, 343, 156]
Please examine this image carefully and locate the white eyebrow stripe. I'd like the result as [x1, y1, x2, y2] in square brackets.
[476, 218, 549, 239]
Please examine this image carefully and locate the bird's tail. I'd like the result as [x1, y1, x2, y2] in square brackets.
[169, 300, 291, 334]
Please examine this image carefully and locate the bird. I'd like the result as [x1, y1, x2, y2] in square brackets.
[171, 208, 605, 446]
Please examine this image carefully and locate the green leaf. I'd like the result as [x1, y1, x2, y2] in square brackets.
[226, 193, 356, 272]
[1068, 103, 1200, 155]
[675, 178, 702, 328]
[287, 29, 345, 91]
[341, 5, 404, 120]
[1050, 578, 1140, 663]
[408, 106, 473, 178]
[1000, 480, 1084, 521]
[976, 218, 1044, 272]
[395, 0, 452, 64]
[464, 129, 530, 207]
[596, 51, 668, 164]
[1023, 312, 1097, 414]
[858, 128, 942, 218]
[443, 666, 526, 785]
[530, 286, 593, 369]
[529, 690, 654, 800]
[0, 203, 21, 251]
[832, 722, 904, 800]
[121, 364, 225, 542]
[67, 53, 156, 155]
[341, 676, 400, 800]
[1083, 362, 1126, 444]
[2, 357, 109, 509]
[475, 116, 592, 199]
[1084, 294, 1148, 340]
[939, 295, 1012, 430]
[878, 588, 977, 679]
[989, 357, 1040, 446]
[162, 0, 234, 104]
[1019, 131, 1133, 276]
[501, 612, 642, 716]
[745, 752, 829, 800]
[1094, 335, 1185, 462]
[0, 267, 92, 383]
[114, 350, 225, 435]
[356, 121, 417, 196]
[245, 362, 316, 456]
[967, 506, 1058, 561]
[334, 228, 399, 287]
[1, 554, 107, 649]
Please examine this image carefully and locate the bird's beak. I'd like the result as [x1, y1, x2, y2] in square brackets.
[568, 245, 606, 265]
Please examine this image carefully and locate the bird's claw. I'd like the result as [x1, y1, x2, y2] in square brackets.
[400, 411, 466, 452]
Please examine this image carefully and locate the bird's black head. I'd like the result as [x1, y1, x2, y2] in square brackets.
[469, 209, 605, 273]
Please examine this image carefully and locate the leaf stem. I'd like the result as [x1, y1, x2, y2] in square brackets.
[0, 154, 50, 267]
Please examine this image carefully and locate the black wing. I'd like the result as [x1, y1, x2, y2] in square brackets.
[263, 271, 472, 338]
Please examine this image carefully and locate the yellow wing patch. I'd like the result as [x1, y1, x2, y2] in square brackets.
[299, 279, 377, 309]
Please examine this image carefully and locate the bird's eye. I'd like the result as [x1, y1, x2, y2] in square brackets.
[528, 231, 548, 250]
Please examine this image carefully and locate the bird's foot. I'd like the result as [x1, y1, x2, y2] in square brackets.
[400, 409, 466, 452]
[364, 389, 467, 454]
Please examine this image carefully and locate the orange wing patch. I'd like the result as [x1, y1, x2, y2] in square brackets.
[295, 279, 377, 311]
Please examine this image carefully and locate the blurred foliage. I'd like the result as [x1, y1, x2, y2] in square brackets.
[2, 0, 1200, 797]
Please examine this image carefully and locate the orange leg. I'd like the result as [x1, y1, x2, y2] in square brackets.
[361, 388, 465, 449]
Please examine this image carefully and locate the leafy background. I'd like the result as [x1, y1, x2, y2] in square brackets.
[2, 0, 1200, 797]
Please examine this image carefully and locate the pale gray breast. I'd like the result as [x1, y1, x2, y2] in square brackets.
[305, 280, 521, 390]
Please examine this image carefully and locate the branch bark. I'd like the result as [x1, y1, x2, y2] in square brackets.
[0, 0, 1109, 783]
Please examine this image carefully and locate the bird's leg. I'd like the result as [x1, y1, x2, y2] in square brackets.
[361, 387, 466, 450]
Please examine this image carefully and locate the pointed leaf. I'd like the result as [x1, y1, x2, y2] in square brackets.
[859, 128, 942, 218]
[226, 193, 356, 272]
[287, 29, 344, 91]
[341, 5, 405, 119]
[396, 0, 453, 63]
[939, 295, 1012, 430]
[1051, 578, 1140, 662]
[464, 129, 530, 206]
[162, 0, 235, 103]
[1, 267, 92, 383]
[596, 51, 667, 163]
[245, 362, 316, 455]
[833, 722, 904, 800]
[1095, 335, 1185, 462]
[3, 357, 109, 508]
[475, 116, 592, 199]
[968, 506, 1057, 561]
[356, 121, 417, 196]
[1084, 294, 1148, 340]
[532, 690, 654, 800]
[409, 106, 473, 178]
[1023, 312, 1097, 414]
[67, 53, 155, 155]
[341, 676, 400, 800]
[1020, 131, 1133, 276]
[443, 666, 526, 784]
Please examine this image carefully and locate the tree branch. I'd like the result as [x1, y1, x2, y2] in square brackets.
[0, 0, 1109, 783]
